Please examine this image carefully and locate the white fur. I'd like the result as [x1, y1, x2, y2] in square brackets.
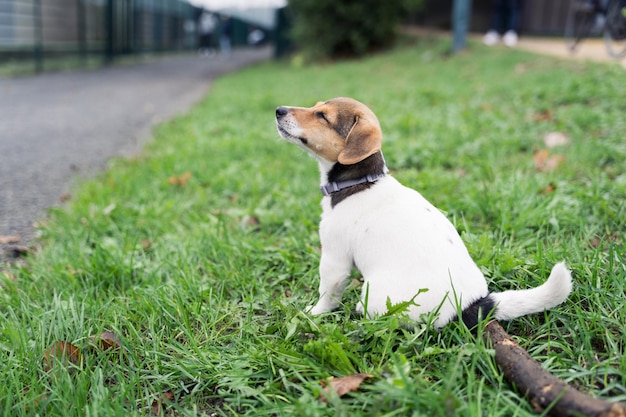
[276, 105, 572, 328]
[312, 170, 572, 328]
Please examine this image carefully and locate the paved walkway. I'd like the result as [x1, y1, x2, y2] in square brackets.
[514, 36, 626, 68]
[0, 47, 272, 264]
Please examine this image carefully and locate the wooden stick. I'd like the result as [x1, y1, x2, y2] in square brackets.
[483, 320, 626, 417]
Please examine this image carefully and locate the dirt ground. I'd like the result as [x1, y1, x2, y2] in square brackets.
[514, 35, 626, 68]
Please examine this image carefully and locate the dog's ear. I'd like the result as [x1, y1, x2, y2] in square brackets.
[337, 116, 382, 165]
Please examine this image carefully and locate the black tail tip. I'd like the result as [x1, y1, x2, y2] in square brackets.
[460, 296, 496, 329]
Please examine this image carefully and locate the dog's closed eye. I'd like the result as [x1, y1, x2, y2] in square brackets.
[316, 112, 329, 123]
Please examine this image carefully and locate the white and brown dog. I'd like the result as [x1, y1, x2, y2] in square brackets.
[275, 97, 572, 328]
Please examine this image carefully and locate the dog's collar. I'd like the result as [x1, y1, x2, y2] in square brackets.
[320, 173, 386, 196]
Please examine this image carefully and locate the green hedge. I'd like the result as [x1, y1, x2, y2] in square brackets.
[288, 0, 423, 60]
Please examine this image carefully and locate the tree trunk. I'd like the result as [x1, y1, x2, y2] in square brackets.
[483, 320, 626, 417]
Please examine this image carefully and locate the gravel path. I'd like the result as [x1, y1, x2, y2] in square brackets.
[0, 47, 272, 264]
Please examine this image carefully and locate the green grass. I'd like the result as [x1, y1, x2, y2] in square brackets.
[1, 38, 625, 416]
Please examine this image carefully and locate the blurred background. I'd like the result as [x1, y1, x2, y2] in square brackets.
[0, 0, 285, 73]
[0, 0, 574, 74]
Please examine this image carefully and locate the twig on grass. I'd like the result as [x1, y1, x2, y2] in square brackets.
[484, 320, 626, 417]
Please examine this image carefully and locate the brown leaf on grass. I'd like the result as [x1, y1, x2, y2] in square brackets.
[545, 154, 565, 171]
[151, 391, 175, 415]
[540, 183, 557, 195]
[533, 149, 549, 168]
[319, 373, 374, 402]
[140, 239, 153, 251]
[168, 171, 192, 187]
[588, 233, 622, 249]
[543, 131, 570, 148]
[0, 235, 20, 244]
[533, 110, 553, 122]
[533, 149, 565, 172]
[245, 216, 260, 227]
[589, 237, 601, 248]
[89, 331, 121, 351]
[43, 341, 83, 374]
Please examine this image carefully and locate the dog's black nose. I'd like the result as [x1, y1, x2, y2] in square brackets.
[276, 106, 288, 118]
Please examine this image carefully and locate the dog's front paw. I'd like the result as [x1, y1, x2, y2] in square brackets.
[306, 300, 335, 315]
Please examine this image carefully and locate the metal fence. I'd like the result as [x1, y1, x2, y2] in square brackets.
[521, 0, 572, 36]
[414, 0, 574, 36]
[0, 0, 198, 73]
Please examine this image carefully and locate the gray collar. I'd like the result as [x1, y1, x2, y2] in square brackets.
[320, 173, 386, 196]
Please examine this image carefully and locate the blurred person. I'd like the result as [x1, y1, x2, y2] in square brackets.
[483, 0, 522, 47]
[219, 16, 233, 57]
[198, 10, 217, 57]
[590, 0, 607, 33]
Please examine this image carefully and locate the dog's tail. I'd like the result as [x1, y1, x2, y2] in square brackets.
[490, 262, 572, 321]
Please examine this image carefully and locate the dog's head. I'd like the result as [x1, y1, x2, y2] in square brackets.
[275, 97, 382, 165]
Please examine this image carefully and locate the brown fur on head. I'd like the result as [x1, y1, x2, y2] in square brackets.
[275, 97, 382, 165]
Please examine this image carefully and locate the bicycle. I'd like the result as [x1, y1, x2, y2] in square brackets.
[564, 0, 626, 59]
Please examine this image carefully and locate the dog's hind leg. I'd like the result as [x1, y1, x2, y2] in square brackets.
[308, 251, 352, 315]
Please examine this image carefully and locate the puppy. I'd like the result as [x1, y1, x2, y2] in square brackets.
[275, 97, 572, 328]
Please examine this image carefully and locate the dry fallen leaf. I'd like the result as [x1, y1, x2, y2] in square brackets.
[140, 239, 153, 251]
[533, 109, 553, 122]
[245, 216, 260, 227]
[88, 331, 121, 351]
[543, 131, 570, 148]
[540, 183, 557, 195]
[545, 154, 565, 171]
[533, 149, 550, 168]
[151, 391, 175, 415]
[0, 235, 20, 244]
[43, 341, 83, 374]
[319, 373, 374, 402]
[168, 171, 192, 187]
[533, 149, 565, 172]
[98, 331, 121, 350]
